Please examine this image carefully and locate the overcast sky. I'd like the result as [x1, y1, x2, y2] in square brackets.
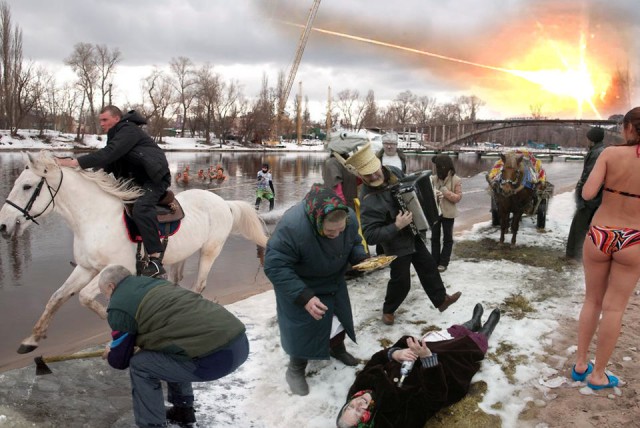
[9, 0, 640, 120]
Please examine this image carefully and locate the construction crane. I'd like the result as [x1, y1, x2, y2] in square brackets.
[272, 0, 321, 144]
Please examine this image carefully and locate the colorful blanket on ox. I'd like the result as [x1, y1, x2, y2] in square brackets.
[122, 212, 181, 243]
[487, 149, 546, 189]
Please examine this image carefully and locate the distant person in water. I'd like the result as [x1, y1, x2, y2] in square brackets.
[255, 163, 275, 211]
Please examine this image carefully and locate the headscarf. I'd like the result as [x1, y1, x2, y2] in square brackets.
[303, 184, 349, 237]
[336, 390, 377, 428]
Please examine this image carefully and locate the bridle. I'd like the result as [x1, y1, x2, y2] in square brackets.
[498, 161, 525, 196]
[499, 165, 522, 187]
[4, 168, 64, 225]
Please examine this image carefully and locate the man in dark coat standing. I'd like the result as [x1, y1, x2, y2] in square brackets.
[56, 106, 171, 277]
[565, 127, 607, 261]
[264, 184, 368, 396]
[336, 304, 500, 428]
[345, 143, 461, 326]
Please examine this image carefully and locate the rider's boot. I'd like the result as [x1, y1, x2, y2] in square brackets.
[141, 256, 166, 278]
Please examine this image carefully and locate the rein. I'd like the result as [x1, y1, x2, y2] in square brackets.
[5, 169, 64, 225]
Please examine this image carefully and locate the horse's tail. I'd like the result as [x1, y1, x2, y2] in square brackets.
[226, 200, 269, 247]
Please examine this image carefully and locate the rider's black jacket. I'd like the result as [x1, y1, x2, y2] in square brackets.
[77, 110, 169, 186]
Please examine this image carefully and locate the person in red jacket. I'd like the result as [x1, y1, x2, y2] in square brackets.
[336, 303, 500, 428]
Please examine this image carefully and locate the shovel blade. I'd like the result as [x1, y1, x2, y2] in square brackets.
[34, 356, 53, 376]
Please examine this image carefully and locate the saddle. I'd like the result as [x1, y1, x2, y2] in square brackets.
[123, 190, 185, 243]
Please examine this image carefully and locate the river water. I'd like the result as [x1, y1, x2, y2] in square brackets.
[0, 151, 582, 371]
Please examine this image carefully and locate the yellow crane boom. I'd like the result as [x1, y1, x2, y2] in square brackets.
[272, 0, 321, 144]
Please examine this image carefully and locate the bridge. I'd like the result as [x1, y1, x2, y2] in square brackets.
[391, 118, 621, 149]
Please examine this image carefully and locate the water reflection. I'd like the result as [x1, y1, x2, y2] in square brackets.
[0, 150, 573, 286]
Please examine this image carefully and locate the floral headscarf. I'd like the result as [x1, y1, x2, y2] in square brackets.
[303, 184, 349, 236]
[336, 390, 376, 428]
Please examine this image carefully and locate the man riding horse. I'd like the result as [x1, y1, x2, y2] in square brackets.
[55, 106, 171, 277]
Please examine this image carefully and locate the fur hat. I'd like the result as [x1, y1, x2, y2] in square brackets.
[345, 143, 382, 176]
[381, 132, 398, 145]
[586, 127, 604, 143]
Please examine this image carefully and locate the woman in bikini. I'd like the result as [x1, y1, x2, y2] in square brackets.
[572, 107, 640, 390]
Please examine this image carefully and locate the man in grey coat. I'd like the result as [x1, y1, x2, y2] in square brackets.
[264, 184, 368, 396]
[566, 127, 607, 261]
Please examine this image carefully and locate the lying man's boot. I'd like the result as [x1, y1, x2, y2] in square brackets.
[462, 303, 484, 332]
[438, 291, 462, 312]
[141, 257, 166, 278]
[166, 405, 196, 427]
[330, 343, 359, 366]
[479, 308, 501, 339]
[286, 357, 309, 396]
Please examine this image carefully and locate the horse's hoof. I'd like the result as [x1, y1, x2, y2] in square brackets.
[17, 344, 38, 354]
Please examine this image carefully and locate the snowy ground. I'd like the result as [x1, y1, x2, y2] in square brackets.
[0, 129, 327, 152]
[187, 191, 586, 428]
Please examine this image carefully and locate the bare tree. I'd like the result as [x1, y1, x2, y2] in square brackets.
[193, 63, 220, 144]
[529, 102, 544, 119]
[360, 90, 378, 129]
[335, 89, 366, 130]
[457, 95, 484, 120]
[29, 66, 55, 135]
[412, 95, 436, 125]
[213, 79, 243, 144]
[65, 43, 99, 133]
[0, 1, 23, 133]
[142, 67, 176, 142]
[388, 90, 416, 126]
[95, 44, 121, 110]
[169, 56, 196, 137]
[242, 73, 274, 144]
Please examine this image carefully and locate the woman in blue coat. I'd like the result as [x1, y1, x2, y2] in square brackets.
[265, 184, 368, 396]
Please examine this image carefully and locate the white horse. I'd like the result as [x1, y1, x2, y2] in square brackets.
[0, 151, 268, 354]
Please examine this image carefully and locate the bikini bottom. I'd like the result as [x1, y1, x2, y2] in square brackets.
[587, 225, 640, 256]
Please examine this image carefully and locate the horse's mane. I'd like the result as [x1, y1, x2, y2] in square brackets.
[77, 169, 144, 202]
[35, 151, 144, 202]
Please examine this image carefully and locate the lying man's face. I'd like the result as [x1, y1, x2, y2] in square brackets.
[337, 391, 374, 427]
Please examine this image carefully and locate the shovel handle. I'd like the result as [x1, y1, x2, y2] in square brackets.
[42, 350, 104, 363]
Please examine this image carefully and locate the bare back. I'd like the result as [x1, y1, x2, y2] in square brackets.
[586, 145, 640, 229]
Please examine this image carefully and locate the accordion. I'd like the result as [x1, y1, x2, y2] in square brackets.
[391, 170, 441, 236]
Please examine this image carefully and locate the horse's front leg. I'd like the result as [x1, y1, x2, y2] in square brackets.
[79, 275, 107, 319]
[499, 212, 508, 244]
[18, 266, 98, 354]
[510, 211, 523, 246]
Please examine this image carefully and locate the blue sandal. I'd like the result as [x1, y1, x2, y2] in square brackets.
[571, 362, 593, 382]
[587, 373, 619, 390]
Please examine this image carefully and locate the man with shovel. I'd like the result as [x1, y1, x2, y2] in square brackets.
[98, 265, 249, 428]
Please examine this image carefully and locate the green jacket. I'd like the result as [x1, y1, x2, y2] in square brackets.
[107, 276, 245, 360]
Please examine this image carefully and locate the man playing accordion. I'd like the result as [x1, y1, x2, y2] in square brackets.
[345, 143, 461, 326]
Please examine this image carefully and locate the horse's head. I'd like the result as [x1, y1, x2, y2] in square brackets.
[0, 151, 63, 238]
[327, 130, 370, 156]
[499, 152, 524, 195]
